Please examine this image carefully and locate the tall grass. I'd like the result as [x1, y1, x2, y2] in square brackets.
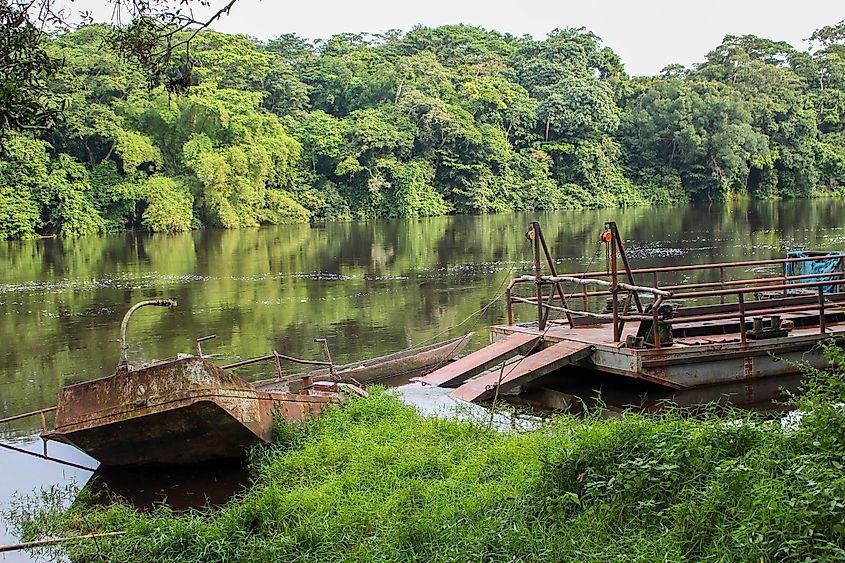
[11, 361, 845, 562]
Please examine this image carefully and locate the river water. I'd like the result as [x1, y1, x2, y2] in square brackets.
[2, 199, 845, 556]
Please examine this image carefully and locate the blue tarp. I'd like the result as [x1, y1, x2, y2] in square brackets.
[785, 251, 843, 294]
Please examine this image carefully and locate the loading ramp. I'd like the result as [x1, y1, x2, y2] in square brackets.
[419, 333, 542, 388]
[450, 340, 593, 403]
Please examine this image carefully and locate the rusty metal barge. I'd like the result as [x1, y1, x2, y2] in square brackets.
[0, 301, 472, 468]
[420, 221, 845, 407]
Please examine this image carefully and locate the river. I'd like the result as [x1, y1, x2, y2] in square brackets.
[2, 199, 845, 557]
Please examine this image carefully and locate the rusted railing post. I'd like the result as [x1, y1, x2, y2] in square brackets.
[196, 334, 216, 357]
[819, 286, 827, 334]
[531, 222, 546, 331]
[609, 225, 620, 342]
[0, 407, 97, 471]
[738, 293, 747, 344]
[39, 409, 48, 457]
[273, 351, 284, 382]
[782, 262, 788, 297]
[536, 223, 574, 326]
[719, 267, 725, 304]
[506, 286, 514, 325]
[652, 305, 661, 349]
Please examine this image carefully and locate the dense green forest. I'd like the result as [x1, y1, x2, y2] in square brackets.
[2, 22, 845, 239]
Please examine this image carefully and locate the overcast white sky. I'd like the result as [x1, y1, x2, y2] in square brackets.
[75, 0, 845, 76]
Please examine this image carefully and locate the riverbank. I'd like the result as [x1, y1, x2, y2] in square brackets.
[10, 358, 845, 562]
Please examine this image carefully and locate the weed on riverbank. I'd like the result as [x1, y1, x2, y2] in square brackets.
[10, 366, 845, 561]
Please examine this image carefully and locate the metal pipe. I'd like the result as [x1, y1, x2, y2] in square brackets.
[0, 441, 96, 472]
[738, 293, 747, 344]
[517, 275, 672, 297]
[782, 262, 788, 297]
[661, 272, 845, 291]
[0, 407, 56, 425]
[819, 286, 827, 334]
[509, 296, 650, 321]
[509, 271, 845, 298]
[672, 278, 840, 300]
[315, 338, 337, 380]
[532, 222, 545, 330]
[564, 253, 845, 279]
[118, 299, 177, 369]
[664, 302, 838, 325]
[536, 222, 574, 326]
[506, 286, 514, 325]
[609, 221, 643, 313]
[610, 226, 620, 342]
[222, 353, 332, 370]
[196, 334, 216, 357]
[273, 351, 284, 381]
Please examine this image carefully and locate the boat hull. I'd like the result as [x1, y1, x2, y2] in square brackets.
[49, 357, 336, 467]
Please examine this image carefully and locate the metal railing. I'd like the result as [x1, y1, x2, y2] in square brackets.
[221, 338, 337, 383]
[507, 221, 845, 348]
[0, 407, 97, 471]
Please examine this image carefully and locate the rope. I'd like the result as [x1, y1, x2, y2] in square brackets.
[408, 261, 521, 376]
[414, 261, 518, 346]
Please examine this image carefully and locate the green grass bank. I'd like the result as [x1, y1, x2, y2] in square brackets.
[10, 352, 845, 562]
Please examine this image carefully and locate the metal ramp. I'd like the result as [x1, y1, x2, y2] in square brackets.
[450, 340, 593, 403]
[419, 333, 542, 388]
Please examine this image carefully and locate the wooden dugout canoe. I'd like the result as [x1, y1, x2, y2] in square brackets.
[253, 332, 475, 391]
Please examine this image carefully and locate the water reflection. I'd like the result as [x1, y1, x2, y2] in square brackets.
[511, 369, 799, 416]
[86, 464, 251, 513]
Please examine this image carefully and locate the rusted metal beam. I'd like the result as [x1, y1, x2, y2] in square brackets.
[222, 353, 332, 371]
[530, 222, 546, 331]
[535, 222, 574, 326]
[516, 275, 671, 297]
[672, 278, 840, 300]
[664, 302, 839, 325]
[608, 221, 644, 313]
[565, 253, 845, 279]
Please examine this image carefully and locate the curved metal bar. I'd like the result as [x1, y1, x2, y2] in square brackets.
[118, 299, 177, 369]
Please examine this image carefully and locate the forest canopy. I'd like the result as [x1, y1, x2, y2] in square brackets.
[2, 21, 845, 239]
